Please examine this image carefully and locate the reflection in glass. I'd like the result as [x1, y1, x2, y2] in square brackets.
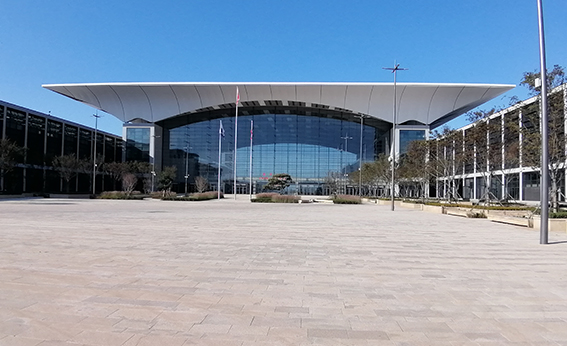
[164, 113, 379, 192]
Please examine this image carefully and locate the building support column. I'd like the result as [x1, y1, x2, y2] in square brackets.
[0, 106, 6, 192]
[518, 109, 524, 202]
[564, 88, 567, 201]
[22, 111, 29, 193]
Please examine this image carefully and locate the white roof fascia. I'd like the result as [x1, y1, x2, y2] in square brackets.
[42, 82, 515, 126]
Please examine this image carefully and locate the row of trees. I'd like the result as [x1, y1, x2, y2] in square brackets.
[0, 137, 215, 196]
[50, 155, 180, 196]
[0, 143, 181, 196]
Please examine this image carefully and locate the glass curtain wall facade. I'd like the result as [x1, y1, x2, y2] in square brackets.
[160, 108, 387, 194]
[125, 128, 151, 162]
[399, 129, 426, 154]
[0, 100, 123, 194]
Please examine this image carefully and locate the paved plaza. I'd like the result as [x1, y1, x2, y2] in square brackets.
[1, 198, 567, 345]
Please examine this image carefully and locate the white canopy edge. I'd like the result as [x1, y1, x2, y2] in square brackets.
[42, 82, 515, 126]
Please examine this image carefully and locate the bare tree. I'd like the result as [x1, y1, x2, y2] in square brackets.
[194, 176, 209, 193]
[428, 127, 467, 202]
[129, 161, 152, 193]
[52, 154, 84, 193]
[325, 171, 341, 197]
[398, 140, 431, 202]
[104, 161, 129, 190]
[349, 154, 393, 197]
[520, 65, 566, 212]
[158, 166, 177, 197]
[122, 173, 138, 197]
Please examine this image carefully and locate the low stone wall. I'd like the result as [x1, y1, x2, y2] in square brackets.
[399, 201, 423, 210]
[376, 199, 401, 207]
[488, 214, 531, 228]
[445, 208, 470, 217]
[370, 199, 567, 232]
[422, 205, 445, 214]
[531, 216, 567, 233]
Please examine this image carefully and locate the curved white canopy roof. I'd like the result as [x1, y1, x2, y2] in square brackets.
[42, 82, 514, 127]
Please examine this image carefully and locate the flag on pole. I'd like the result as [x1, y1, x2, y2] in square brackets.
[250, 120, 253, 140]
[219, 120, 225, 137]
[236, 87, 240, 105]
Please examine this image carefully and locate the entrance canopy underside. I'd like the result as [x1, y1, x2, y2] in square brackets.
[42, 82, 514, 127]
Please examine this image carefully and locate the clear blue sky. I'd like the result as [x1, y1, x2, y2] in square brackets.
[1, 0, 565, 135]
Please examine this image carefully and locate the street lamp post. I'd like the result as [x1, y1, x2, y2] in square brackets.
[357, 115, 364, 196]
[383, 63, 408, 211]
[184, 145, 189, 195]
[537, 0, 549, 244]
[92, 114, 101, 195]
[233, 87, 240, 199]
[341, 134, 353, 194]
[151, 134, 160, 192]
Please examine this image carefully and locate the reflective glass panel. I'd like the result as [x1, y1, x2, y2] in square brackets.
[164, 113, 377, 189]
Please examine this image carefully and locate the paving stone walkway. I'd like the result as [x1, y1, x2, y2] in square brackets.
[1, 198, 567, 345]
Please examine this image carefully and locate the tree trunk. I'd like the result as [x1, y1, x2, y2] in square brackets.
[484, 175, 491, 206]
[550, 170, 558, 213]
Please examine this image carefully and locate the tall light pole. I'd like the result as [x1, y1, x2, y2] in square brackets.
[151, 134, 160, 192]
[184, 145, 190, 195]
[358, 115, 365, 196]
[249, 120, 254, 199]
[218, 120, 224, 199]
[92, 114, 101, 195]
[383, 62, 408, 211]
[341, 134, 353, 194]
[537, 0, 549, 244]
[233, 87, 240, 199]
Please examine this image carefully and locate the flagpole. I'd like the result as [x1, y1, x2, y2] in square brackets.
[218, 120, 223, 199]
[233, 87, 239, 199]
[249, 120, 253, 199]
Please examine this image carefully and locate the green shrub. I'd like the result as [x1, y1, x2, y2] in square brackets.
[151, 191, 177, 199]
[161, 196, 189, 201]
[190, 191, 223, 200]
[422, 201, 533, 211]
[161, 191, 223, 201]
[98, 191, 146, 200]
[466, 211, 487, 218]
[252, 193, 279, 203]
[424, 202, 460, 207]
[251, 193, 299, 203]
[469, 205, 534, 211]
[272, 195, 300, 203]
[333, 195, 362, 204]
[549, 212, 567, 218]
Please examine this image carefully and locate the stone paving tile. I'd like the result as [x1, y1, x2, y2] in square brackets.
[226, 325, 269, 336]
[0, 335, 43, 346]
[107, 307, 163, 322]
[122, 333, 188, 346]
[151, 311, 205, 332]
[189, 323, 232, 334]
[1, 198, 567, 345]
[70, 330, 134, 345]
[307, 328, 349, 338]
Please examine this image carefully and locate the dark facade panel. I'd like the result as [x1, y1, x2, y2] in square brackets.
[0, 100, 123, 194]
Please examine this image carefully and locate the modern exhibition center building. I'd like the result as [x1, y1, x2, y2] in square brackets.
[43, 82, 514, 194]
